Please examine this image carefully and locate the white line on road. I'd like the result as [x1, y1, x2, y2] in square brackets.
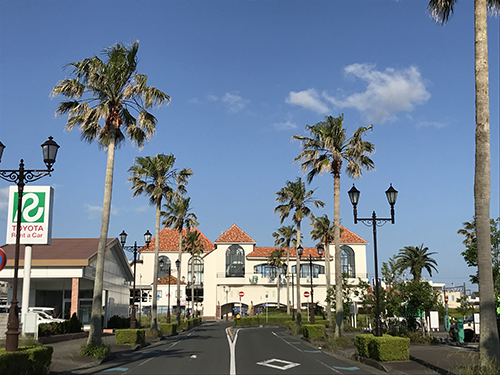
[226, 327, 239, 375]
[272, 331, 303, 352]
[315, 359, 343, 374]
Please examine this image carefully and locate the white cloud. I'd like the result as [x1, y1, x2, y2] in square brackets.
[416, 119, 449, 129]
[285, 89, 329, 114]
[135, 205, 150, 213]
[206, 94, 219, 102]
[85, 204, 118, 219]
[324, 63, 430, 123]
[273, 120, 298, 131]
[221, 93, 248, 113]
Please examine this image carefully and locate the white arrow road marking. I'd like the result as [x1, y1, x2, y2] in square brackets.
[257, 359, 300, 370]
[190, 354, 197, 359]
[226, 327, 239, 375]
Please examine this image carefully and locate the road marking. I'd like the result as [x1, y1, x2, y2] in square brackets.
[190, 354, 197, 359]
[304, 350, 322, 353]
[103, 368, 128, 372]
[226, 327, 239, 375]
[272, 332, 302, 352]
[257, 358, 300, 370]
[333, 366, 360, 371]
[142, 350, 160, 354]
[316, 359, 343, 374]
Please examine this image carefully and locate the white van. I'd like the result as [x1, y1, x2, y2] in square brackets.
[28, 307, 56, 317]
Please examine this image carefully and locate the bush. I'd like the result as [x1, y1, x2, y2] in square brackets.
[115, 329, 146, 346]
[80, 343, 111, 358]
[355, 334, 409, 361]
[354, 334, 372, 357]
[328, 336, 353, 349]
[38, 314, 83, 337]
[302, 324, 326, 339]
[285, 321, 302, 335]
[159, 323, 177, 334]
[0, 346, 53, 375]
[108, 315, 130, 329]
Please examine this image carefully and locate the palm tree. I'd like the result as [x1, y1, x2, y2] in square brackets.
[274, 177, 325, 321]
[128, 154, 192, 332]
[182, 230, 204, 317]
[267, 248, 286, 309]
[272, 225, 297, 314]
[162, 196, 198, 325]
[293, 114, 375, 337]
[427, 1, 500, 364]
[394, 244, 438, 281]
[52, 42, 169, 345]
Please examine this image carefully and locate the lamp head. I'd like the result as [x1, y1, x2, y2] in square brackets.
[119, 230, 127, 247]
[316, 244, 324, 257]
[348, 184, 360, 206]
[41, 136, 60, 169]
[297, 245, 303, 257]
[175, 259, 180, 269]
[385, 184, 398, 206]
[0, 141, 5, 163]
[144, 230, 152, 245]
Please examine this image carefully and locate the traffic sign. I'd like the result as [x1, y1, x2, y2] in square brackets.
[239, 291, 244, 297]
[303, 291, 310, 298]
[0, 248, 6, 271]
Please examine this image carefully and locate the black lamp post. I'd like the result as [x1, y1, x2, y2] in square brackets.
[159, 259, 172, 323]
[0, 137, 60, 352]
[175, 258, 181, 326]
[348, 184, 398, 337]
[119, 229, 152, 329]
[297, 244, 324, 324]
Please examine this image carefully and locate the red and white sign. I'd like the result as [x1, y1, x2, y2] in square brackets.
[303, 291, 310, 298]
[238, 291, 244, 298]
[0, 248, 6, 271]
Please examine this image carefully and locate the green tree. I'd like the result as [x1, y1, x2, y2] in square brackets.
[128, 153, 192, 332]
[326, 274, 369, 323]
[395, 244, 438, 281]
[267, 248, 286, 309]
[274, 177, 325, 320]
[182, 230, 205, 315]
[52, 42, 169, 345]
[162, 196, 198, 325]
[293, 114, 375, 337]
[456, 296, 476, 319]
[427, 0, 500, 365]
[272, 225, 297, 314]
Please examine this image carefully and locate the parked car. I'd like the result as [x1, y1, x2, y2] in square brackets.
[28, 307, 56, 317]
[34, 311, 65, 324]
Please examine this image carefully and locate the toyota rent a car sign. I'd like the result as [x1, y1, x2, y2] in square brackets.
[6, 186, 54, 245]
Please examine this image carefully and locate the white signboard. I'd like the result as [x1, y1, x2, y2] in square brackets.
[429, 311, 439, 330]
[6, 186, 54, 245]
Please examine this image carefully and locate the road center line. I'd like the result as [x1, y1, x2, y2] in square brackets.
[272, 331, 303, 352]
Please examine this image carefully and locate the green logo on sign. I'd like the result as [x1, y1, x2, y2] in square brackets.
[12, 192, 46, 223]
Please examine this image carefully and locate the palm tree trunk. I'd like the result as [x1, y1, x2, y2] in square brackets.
[277, 270, 280, 309]
[334, 175, 343, 337]
[325, 239, 332, 326]
[474, 0, 500, 365]
[177, 230, 183, 325]
[191, 255, 195, 317]
[296, 222, 301, 319]
[286, 244, 290, 314]
[87, 136, 116, 346]
[151, 203, 161, 332]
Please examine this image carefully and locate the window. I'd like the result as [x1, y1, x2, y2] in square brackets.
[254, 264, 285, 278]
[158, 256, 171, 279]
[291, 264, 325, 278]
[341, 245, 356, 278]
[226, 245, 245, 277]
[188, 256, 204, 286]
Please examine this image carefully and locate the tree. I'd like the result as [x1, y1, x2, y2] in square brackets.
[274, 177, 325, 321]
[395, 244, 438, 282]
[427, 0, 500, 364]
[162, 196, 198, 325]
[272, 225, 297, 314]
[182, 230, 205, 316]
[128, 154, 192, 332]
[293, 114, 375, 336]
[267, 248, 286, 309]
[326, 273, 369, 324]
[458, 218, 500, 307]
[52, 42, 169, 345]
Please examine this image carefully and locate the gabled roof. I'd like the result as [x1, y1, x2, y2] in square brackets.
[1, 238, 117, 267]
[139, 228, 214, 253]
[157, 274, 186, 285]
[340, 225, 368, 244]
[214, 224, 256, 244]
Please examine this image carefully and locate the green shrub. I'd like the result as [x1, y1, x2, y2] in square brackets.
[108, 315, 130, 329]
[140, 315, 151, 328]
[115, 329, 146, 346]
[355, 334, 409, 361]
[328, 336, 353, 349]
[302, 324, 326, 339]
[37, 313, 83, 337]
[354, 334, 372, 357]
[80, 343, 111, 358]
[159, 323, 177, 334]
[0, 346, 53, 375]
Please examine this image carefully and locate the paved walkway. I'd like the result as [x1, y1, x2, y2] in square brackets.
[43, 325, 479, 374]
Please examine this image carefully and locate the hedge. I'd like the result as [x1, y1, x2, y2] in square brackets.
[115, 329, 146, 346]
[159, 323, 177, 334]
[0, 346, 53, 375]
[38, 313, 82, 337]
[355, 334, 410, 361]
[302, 324, 326, 339]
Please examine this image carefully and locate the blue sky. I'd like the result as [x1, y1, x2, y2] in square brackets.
[0, 1, 498, 291]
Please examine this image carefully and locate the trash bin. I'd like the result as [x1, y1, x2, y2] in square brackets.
[457, 318, 464, 343]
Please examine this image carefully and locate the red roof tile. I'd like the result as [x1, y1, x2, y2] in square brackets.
[139, 228, 214, 253]
[340, 225, 368, 244]
[248, 247, 326, 258]
[214, 224, 256, 243]
[157, 274, 185, 285]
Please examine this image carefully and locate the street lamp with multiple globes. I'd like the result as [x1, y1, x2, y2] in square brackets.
[348, 183, 398, 337]
[297, 244, 324, 324]
[158, 257, 172, 323]
[0, 137, 60, 351]
[119, 230, 152, 329]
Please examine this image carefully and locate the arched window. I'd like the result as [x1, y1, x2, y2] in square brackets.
[226, 245, 245, 277]
[254, 264, 285, 278]
[158, 256, 171, 279]
[341, 245, 356, 278]
[188, 256, 204, 286]
[291, 264, 325, 278]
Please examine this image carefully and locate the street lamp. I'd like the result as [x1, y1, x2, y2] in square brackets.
[297, 244, 324, 324]
[175, 258, 181, 326]
[348, 183, 398, 336]
[158, 257, 172, 323]
[0, 137, 60, 352]
[119, 229, 152, 329]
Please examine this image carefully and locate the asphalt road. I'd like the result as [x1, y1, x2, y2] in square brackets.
[86, 322, 383, 375]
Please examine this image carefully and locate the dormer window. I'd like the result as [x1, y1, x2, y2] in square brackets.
[225, 244, 245, 277]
